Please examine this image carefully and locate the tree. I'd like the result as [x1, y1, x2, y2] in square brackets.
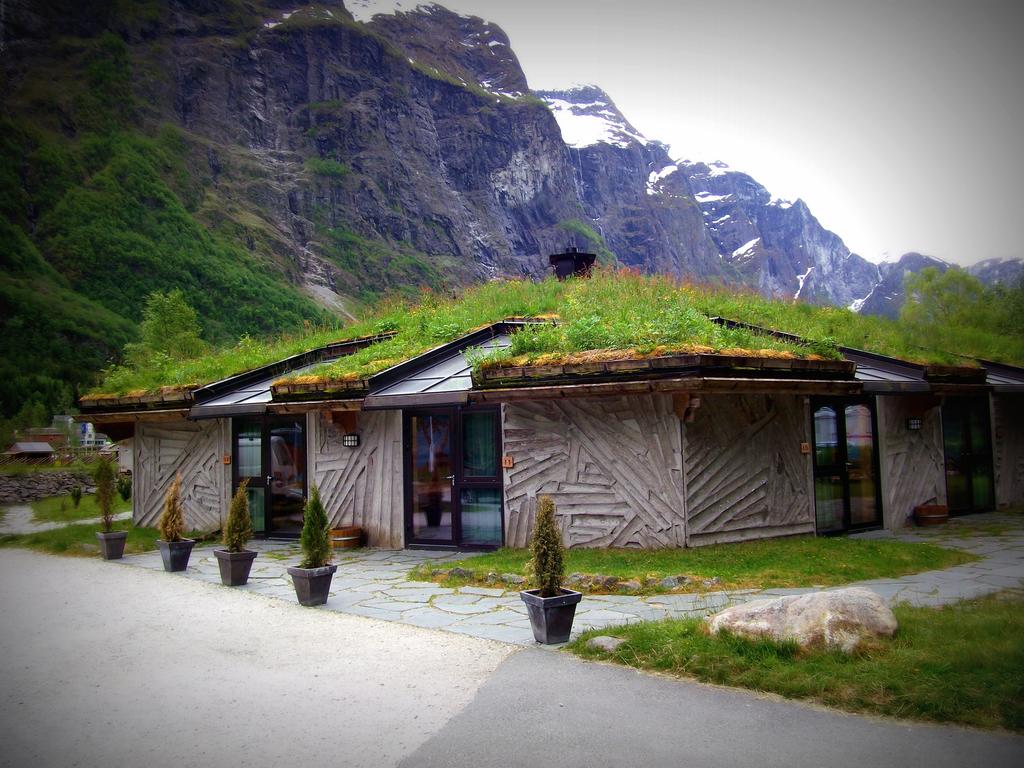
[125, 289, 205, 366]
[94, 457, 116, 533]
[299, 485, 331, 569]
[158, 474, 186, 542]
[530, 495, 565, 598]
[900, 267, 990, 329]
[222, 480, 253, 553]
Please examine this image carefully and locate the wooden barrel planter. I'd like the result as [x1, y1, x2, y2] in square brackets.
[913, 504, 949, 527]
[330, 526, 364, 549]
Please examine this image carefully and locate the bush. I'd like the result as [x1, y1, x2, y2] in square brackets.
[158, 473, 185, 542]
[116, 473, 132, 501]
[70, 485, 82, 508]
[530, 495, 564, 597]
[222, 479, 253, 553]
[93, 457, 115, 532]
[299, 485, 331, 569]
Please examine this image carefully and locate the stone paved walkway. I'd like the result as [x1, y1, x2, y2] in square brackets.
[0, 504, 132, 535]
[118, 511, 1024, 646]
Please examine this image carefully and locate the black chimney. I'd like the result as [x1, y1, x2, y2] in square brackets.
[549, 246, 597, 280]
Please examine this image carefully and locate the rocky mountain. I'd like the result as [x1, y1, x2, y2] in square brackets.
[1, 0, 1018, 419]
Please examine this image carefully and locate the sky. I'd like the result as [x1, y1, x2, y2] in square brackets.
[349, 0, 1024, 266]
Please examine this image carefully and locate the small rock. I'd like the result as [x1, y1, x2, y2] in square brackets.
[659, 576, 680, 589]
[675, 575, 692, 585]
[586, 635, 626, 653]
[565, 573, 589, 588]
[702, 577, 722, 588]
[484, 572, 500, 584]
[643, 576, 661, 587]
[448, 567, 473, 579]
[591, 574, 619, 590]
[618, 579, 642, 592]
[430, 568, 449, 577]
[501, 573, 526, 585]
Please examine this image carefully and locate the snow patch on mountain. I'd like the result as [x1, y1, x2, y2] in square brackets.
[794, 266, 814, 299]
[348, 1, 436, 23]
[538, 87, 648, 149]
[646, 164, 679, 195]
[732, 237, 761, 258]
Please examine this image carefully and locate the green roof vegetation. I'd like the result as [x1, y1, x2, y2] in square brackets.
[93, 266, 1022, 399]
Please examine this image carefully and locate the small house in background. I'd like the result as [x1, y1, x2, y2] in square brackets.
[3, 441, 55, 461]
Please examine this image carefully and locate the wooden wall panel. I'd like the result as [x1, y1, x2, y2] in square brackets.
[502, 395, 686, 549]
[134, 419, 228, 531]
[311, 410, 404, 548]
[683, 394, 813, 546]
[992, 394, 1024, 508]
[878, 396, 945, 528]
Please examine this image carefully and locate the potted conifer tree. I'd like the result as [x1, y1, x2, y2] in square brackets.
[214, 480, 258, 586]
[157, 474, 195, 572]
[286, 485, 337, 606]
[94, 457, 127, 560]
[519, 495, 582, 644]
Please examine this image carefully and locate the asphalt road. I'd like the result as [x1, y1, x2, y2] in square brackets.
[400, 648, 1024, 768]
[1, 548, 1021, 768]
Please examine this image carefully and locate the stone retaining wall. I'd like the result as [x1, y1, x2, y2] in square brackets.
[0, 471, 94, 505]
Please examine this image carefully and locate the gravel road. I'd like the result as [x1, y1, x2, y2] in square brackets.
[0, 549, 514, 768]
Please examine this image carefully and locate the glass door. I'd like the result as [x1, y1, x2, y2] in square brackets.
[811, 398, 882, 533]
[233, 416, 307, 537]
[404, 407, 503, 548]
[942, 397, 994, 515]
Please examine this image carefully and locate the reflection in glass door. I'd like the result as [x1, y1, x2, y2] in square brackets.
[405, 407, 503, 548]
[942, 397, 994, 515]
[233, 416, 307, 537]
[811, 398, 882, 533]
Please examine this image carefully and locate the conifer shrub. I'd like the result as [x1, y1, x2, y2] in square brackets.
[299, 485, 331, 569]
[158, 474, 186, 542]
[222, 479, 253, 553]
[93, 457, 115, 533]
[530, 495, 564, 598]
[116, 473, 132, 502]
[70, 485, 82, 509]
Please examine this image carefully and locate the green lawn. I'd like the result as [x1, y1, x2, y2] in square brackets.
[0, 519, 215, 557]
[411, 536, 975, 594]
[31, 492, 131, 523]
[570, 592, 1024, 731]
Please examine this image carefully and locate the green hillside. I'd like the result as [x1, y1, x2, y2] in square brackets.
[0, 30, 327, 419]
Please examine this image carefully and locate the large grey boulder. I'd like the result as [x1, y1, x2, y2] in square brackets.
[706, 588, 897, 653]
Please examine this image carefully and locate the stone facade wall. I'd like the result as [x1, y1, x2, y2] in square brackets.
[134, 419, 229, 531]
[311, 410, 404, 548]
[682, 394, 814, 546]
[502, 395, 686, 548]
[992, 393, 1024, 508]
[877, 395, 946, 529]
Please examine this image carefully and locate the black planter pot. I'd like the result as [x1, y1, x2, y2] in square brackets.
[520, 588, 583, 644]
[287, 564, 338, 606]
[214, 549, 258, 586]
[157, 538, 196, 572]
[96, 530, 128, 560]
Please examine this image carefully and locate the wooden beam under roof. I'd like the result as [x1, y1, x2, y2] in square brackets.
[468, 376, 863, 403]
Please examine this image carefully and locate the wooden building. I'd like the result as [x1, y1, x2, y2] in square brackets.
[80, 321, 1024, 549]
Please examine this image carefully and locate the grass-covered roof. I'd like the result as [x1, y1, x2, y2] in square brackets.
[89, 269, 1022, 399]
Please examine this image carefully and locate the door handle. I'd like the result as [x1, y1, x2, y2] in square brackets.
[444, 474, 455, 487]
[266, 475, 274, 486]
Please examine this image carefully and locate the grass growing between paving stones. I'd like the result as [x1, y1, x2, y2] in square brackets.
[0, 519, 214, 557]
[570, 591, 1024, 731]
[31, 492, 131, 523]
[413, 536, 975, 594]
